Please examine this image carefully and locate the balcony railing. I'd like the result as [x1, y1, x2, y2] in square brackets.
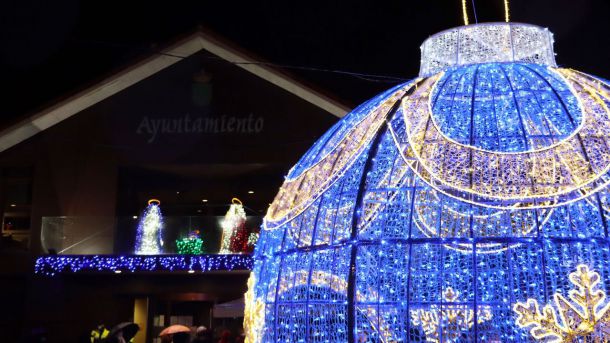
[34, 254, 253, 276]
[41, 215, 262, 255]
[36, 215, 260, 275]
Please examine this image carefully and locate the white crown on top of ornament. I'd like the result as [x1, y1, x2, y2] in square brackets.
[419, 1, 557, 76]
[419, 22, 557, 77]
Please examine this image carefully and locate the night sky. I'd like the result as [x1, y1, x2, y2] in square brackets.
[1, 0, 610, 127]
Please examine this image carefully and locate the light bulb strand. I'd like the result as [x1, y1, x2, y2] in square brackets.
[462, 0, 470, 25]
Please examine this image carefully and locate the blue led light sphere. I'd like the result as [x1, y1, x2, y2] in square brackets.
[245, 23, 610, 342]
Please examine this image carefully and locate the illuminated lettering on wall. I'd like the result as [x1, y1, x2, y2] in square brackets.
[136, 113, 265, 143]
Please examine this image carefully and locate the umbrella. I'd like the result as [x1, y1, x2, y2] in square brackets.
[159, 324, 191, 336]
[109, 322, 140, 341]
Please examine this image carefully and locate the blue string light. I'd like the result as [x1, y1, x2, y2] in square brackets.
[35, 254, 253, 276]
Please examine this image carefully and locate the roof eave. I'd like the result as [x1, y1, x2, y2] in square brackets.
[0, 31, 350, 153]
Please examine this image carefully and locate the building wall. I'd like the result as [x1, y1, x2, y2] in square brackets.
[0, 48, 341, 341]
[23, 272, 249, 342]
[0, 49, 339, 255]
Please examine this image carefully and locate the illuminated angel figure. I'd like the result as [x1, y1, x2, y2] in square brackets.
[135, 199, 164, 255]
[411, 287, 492, 343]
[514, 264, 610, 342]
[220, 198, 247, 254]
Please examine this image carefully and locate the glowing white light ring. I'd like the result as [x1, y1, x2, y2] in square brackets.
[266, 96, 398, 224]
[411, 187, 554, 254]
[419, 23, 557, 77]
[355, 161, 504, 241]
[426, 67, 586, 155]
[285, 83, 416, 182]
[264, 84, 413, 228]
[388, 121, 610, 210]
[400, 71, 610, 204]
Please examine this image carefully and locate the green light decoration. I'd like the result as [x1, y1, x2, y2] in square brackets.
[175, 230, 205, 255]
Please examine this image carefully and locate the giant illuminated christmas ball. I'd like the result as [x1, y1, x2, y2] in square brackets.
[245, 22, 610, 342]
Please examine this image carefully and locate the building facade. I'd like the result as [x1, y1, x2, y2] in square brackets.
[0, 30, 349, 343]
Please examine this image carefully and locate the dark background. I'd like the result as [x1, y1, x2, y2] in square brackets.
[1, 0, 609, 127]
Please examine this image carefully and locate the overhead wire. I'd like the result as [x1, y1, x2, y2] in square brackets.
[471, 0, 479, 24]
[156, 51, 410, 83]
[464, 0, 511, 25]
[71, 38, 410, 84]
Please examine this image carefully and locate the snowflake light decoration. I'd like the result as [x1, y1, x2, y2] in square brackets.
[411, 287, 493, 343]
[514, 264, 610, 342]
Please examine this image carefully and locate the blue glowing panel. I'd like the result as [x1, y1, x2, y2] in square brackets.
[431, 63, 583, 152]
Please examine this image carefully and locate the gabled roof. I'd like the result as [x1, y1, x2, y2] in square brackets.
[0, 30, 351, 153]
